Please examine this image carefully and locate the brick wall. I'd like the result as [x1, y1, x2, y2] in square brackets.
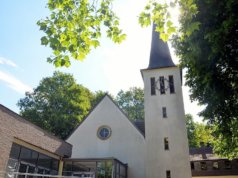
[0, 105, 72, 173]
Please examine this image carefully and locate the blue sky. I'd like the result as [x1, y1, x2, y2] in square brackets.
[0, 0, 204, 121]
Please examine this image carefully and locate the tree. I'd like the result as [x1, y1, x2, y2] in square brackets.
[37, 0, 126, 67]
[91, 90, 108, 107]
[17, 71, 94, 139]
[185, 114, 197, 147]
[173, 0, 238, 158]
[37, 0, 187, 67]
[115, 87, 144, 121]
[185, 114, 213, 148]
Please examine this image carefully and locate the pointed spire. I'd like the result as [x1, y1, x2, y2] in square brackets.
[148, 24, 175, 69]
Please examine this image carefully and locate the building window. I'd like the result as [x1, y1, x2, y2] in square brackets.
[151, 77, 156, 95]
[200, 162, 207, 170]
[7, 143, 59, 176]
[169, 75, 175, 93]
[213, 161, 219, 170]
[159, 76, 165, 94]
[97, 126, 112, 140]
[224, 160, 232, 169]
[164, 137, 169, 150]
[162, 107, 167, 118]
[166, 170, 171, 178]
[9, 143, 21, 159]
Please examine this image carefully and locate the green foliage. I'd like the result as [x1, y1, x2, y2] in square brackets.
[38, 0, 199, 67]
[90, 90, 108, 107]
[185, 114, 213, 148]
[185, 114, 197, 147]
[174, 0, 238, 158]
[17, 71, 94, 139]
[115, 87, 144, 121]
[212, 119, 238, 159]
[139, 1, 175, 41]
[37, 0, 126, 67]
[138, 0, 200, 41]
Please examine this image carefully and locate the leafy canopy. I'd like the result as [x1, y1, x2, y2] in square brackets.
[185, 114, 213, 148]
[115, 87, 144, 121]
[38, 0, 199, 67]
[18, 71, 97, 139]
[37, 0, 126, 67]
[173, 0, 238, 158]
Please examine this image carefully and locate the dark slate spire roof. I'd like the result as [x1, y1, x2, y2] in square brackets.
[148, 24, 176, 69]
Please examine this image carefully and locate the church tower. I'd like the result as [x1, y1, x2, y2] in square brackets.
[141, 25, 192, 178]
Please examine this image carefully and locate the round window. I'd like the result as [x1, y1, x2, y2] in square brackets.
[97, 126, 111, 140]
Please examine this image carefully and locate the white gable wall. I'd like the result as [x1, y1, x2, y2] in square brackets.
[67, 96, 145, 178]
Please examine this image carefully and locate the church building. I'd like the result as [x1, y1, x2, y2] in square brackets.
[65, 24, 192, 178]
[1, 25, 238, 178]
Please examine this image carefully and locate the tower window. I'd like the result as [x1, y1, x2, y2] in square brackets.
[159, 76, 165, 94]
[164, 137, 169, 150]
[169, 75, 175, 93]
[162, 107, 167, 118]
[166, 170, 171, 178]
[151, 77, 156, 95]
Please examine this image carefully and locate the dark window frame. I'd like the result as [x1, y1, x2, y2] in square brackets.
[169, 75, 175, 94]
[150, 77, 156, 95]
[159, 76, 165, 94]
[164, 137, 169, 150]
[200, 162, 207, 170]
[8, 143, 59, 175]
[191, 162, 195, 170]
[166, 170, 171, 178]
[162, 107, 167, 118]
[213, 161, 219, 170]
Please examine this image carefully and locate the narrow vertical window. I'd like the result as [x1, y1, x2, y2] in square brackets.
[151, 77, 156, 95]
[164, 137, 169, 150]
[169, 75, 175, 93]
[166, 170, 171, 178]
[159, 76, 165, 94]
[162, 107, 167, 118]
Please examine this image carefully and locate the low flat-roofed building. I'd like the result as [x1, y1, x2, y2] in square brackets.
[190, 147, 238, 178]
[0, 104, 72, 177]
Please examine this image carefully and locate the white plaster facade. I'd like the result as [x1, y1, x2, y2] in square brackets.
[67, 67, 192, 178]
[141, 66, 192, 178]
[67, 65, 192, 178]
[67, 96, 146, 178]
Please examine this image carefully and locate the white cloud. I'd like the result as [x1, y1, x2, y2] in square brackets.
[0, 57, 18, 68]
[0, 70, 33, 94]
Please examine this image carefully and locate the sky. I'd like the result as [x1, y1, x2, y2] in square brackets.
[0, 0, 204, 122]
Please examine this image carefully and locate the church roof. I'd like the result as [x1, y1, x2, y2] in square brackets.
[133, 120, 145, 136]
[148, 24, 176, 69]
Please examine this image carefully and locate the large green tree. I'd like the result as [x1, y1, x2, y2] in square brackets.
[185, 114, 213, 148]
[173, 0, 238, 158]
[17, 71, 94, 139]
[115, 87, 144, 121]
